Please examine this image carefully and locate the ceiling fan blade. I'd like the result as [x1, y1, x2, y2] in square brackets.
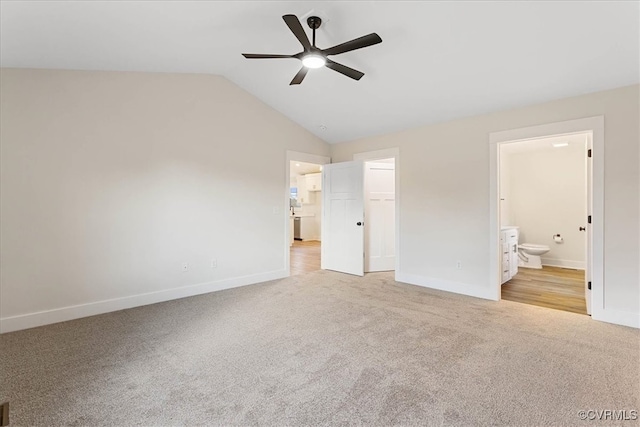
[242, 53, 294, 59]
[283, 15, 312, 51]
[325, 59, 364, 81]
[290, 67, 309, 85]
[322, 33, 382, 56]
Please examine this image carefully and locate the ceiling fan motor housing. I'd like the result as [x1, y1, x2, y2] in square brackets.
[306, 16, 322, 30]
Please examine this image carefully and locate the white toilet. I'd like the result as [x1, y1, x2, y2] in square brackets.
[518, 243, 550, 269]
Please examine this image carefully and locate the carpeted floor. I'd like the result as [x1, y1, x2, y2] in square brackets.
[1, 270, 638, 426]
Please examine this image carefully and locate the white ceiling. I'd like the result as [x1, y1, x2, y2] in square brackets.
[290, 161, 322, 178]
[2, 1, 638, 144]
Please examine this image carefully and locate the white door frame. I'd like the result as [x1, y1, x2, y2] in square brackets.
[489, 117, 604, 320]
[585, 132, 593, 315]
[285, 151, 330, 276]
[353, 147, 401, 279]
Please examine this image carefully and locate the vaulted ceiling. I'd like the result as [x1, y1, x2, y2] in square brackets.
[2, 1, 638, 144]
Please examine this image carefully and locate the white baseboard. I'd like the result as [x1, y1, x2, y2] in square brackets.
[592, 308, 640, 329]
[396, 272, 497, 301]
[541, 258, 585, 270]
[0, 269, 288, 334]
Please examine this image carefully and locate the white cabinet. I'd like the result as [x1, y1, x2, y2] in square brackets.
[306, 173, 322, 191]
[296, 173, 321, 203]
[501, 227, 519, 284]
[296, 175, 309, 204]
[299, 216, 317, 240]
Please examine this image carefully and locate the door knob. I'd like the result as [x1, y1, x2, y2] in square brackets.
[356, 222, 363, 226]
[579, 226, 586, 231]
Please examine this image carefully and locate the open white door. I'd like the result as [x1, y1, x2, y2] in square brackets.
[585, 133, 593, 315]
[321, 161, 364, 276]
[364, 161, 396, 272]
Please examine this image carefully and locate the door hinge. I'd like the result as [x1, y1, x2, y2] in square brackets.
[588, 149, 592, 158]
[588, 281, 592, 290]
[588, 215, 592, 224]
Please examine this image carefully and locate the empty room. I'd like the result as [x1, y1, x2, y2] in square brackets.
[1, 1, 639, 426]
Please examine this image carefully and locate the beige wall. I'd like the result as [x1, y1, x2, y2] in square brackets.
[0, 68, 330, 332]
[2, 68, 637, 332]
[331, 85, 639, 325]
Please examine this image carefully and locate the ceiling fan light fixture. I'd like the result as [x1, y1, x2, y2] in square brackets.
[302, 54, 326, 69]
[242, 14, 382, 84]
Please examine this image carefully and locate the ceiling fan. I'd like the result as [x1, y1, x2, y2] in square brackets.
[242, 14, 382, 85]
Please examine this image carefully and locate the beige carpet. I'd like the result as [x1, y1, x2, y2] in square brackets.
[1, 270, 638, 426]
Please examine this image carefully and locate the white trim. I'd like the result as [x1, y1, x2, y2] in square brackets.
[396, 272, 495, 301]
[489, 116, 608, 322]
[353, 148, 400, 162]
[594, 310, 640, 329]
[0, 269, 287, 334]
[353, 148, 401, 278]
[285, 151, 330, 276]
[541, 258, 585, 270]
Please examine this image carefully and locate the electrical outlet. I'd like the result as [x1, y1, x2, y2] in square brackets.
[182, 262, 189, 272]
[211, 258, 217, 268]
[456, 261, 462, 270]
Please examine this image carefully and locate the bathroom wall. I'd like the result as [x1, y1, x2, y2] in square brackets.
[501, 137, 587, 269]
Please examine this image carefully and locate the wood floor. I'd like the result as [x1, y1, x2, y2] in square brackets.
[501, 266, 587, 315]
[290, 240, 321, 276]
[291, 245, 586, 315]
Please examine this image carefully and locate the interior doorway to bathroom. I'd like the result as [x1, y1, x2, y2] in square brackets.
[496, 132, 592, 315]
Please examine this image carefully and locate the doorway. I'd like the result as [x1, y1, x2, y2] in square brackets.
[489, 116, 604, 320]
[498, 133, 590, 315]
[285, 151, 330, 277]
[364, 158, 396, 272]
[320, 158, 396, 276]
[320, 149, 399, 277]
[289, 160, 323, 275]
[286, 149, 399, 279]
[356, 148, 399, 276]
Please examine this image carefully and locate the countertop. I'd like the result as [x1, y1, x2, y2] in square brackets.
[290, 213, 315, 218]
